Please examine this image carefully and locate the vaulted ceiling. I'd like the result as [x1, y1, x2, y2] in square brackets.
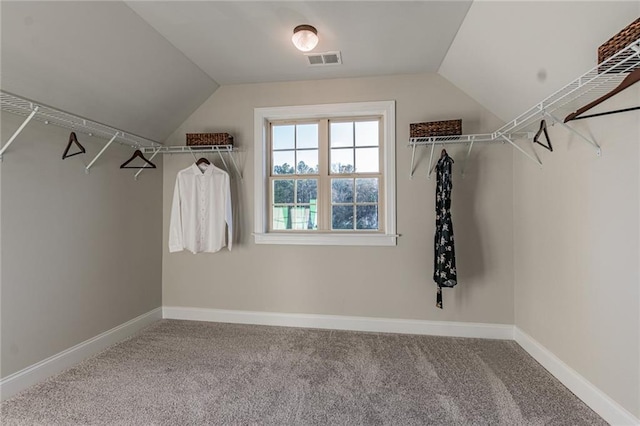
[1, 1, 637, 141]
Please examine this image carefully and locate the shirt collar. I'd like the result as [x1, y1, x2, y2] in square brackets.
[192, 163, 215, 176]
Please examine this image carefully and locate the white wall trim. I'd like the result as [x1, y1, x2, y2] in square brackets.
[163, 306, 514, 340]
[514, 327, 640, 426]
[0, 307, 162, 401]
[253, 232, 397, 246]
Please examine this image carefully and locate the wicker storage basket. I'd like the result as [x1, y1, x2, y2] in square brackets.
[598, 18, 640, 71]
[410, 119, 462, 138]
[186, 133, 234, 146]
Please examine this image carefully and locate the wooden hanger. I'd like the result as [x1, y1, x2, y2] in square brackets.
[565, 68, 640, 122]
[62, 132, 86, 159]
[120, 149, 156, 169]
[196, 157, 210, 167]
[533, 120, 553, 152]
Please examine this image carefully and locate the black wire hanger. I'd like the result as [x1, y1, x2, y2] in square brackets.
[120, 149, 156, 169]
[533, 119, 553, 152]
[62, 132, 86, 159]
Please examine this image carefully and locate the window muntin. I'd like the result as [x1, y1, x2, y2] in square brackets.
[269, 118, 382, 233]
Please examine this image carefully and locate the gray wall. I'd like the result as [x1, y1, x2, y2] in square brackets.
[513, 87, 640, 418]
[162, 73, 515, 324]
[0, 112, 163, 377]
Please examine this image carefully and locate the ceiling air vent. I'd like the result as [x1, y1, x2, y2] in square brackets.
[305, 51, 342, 66]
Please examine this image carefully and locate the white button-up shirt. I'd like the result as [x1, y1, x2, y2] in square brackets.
[169, 164, 233, 253]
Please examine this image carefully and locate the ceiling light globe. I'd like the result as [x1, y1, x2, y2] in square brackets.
[292, 25, 318, 52]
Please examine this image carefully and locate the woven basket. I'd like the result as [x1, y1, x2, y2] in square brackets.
[186, 133, 234, 146]
[410, 119, 462, 138]
[598, 18, 640, 72]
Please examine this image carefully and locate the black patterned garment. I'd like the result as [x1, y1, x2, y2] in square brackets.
[433, 151, 457, 309]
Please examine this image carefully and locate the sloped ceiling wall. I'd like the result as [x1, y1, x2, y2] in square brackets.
[439, 1, 639, 123]
[1, 1, 218, 142]
[125, 1, 472, 84]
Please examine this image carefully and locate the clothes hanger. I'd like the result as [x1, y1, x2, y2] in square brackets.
[120, 149, 156, 169]
[564, 68, 640, 122]
[196, 157, 210, 166]
[62, 132, 86, 159]
[533, 120, 553, 152]
[440, 148, 453, 163]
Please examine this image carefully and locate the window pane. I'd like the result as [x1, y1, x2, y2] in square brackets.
[355, 147, 379, 173]
[355, 121, 379, 146]
[308, 200, 318, 230]
[330, 122, 353, 147]
[273, 125, 295, 150]
[273, 180, 294, 204]
[291, 206, 314, 230]
[296, 149, 319, 174]
[272, 205, 316, 230]
[356, 178, 379, 203]
[296, 179, 318, 203]
[273, 151, 295, 174]
[331, 148, 354, 174]
[356, 205, 378, 230]
[272, 206, 291, 230]
[332, 205, 354, 230]
[296, 124, 318, 149]
[332, 179, 353, 203]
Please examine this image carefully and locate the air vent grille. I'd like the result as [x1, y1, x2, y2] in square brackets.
[305, 51, 342, 66]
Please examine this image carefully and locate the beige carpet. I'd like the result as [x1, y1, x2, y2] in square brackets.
[1, 320, 606, 425]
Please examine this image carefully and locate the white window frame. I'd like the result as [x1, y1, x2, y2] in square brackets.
[254, 101, 396, 246]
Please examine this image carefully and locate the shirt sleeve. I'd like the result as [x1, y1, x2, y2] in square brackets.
[169, 175, 184, 253]
[225, 174, 233, 251]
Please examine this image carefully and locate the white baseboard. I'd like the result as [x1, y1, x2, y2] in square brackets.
[0, 307, 162, 401]
[4, 305, 635, 425]
[514, 327, 639, 426]
[162, 306, 515, 340]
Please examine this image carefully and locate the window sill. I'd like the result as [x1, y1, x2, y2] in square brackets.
[254, 233, 397, 246]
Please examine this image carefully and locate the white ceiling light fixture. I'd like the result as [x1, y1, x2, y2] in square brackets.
[291, 24, 319, 52]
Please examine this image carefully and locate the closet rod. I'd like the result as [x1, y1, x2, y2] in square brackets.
[0, 91, 162, 155]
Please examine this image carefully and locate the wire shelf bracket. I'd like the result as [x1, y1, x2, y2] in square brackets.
[541, 110, 601, 156]
[0, 106, 39, 161]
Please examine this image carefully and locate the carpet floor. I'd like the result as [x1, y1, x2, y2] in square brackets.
[1, 320, 606, 425]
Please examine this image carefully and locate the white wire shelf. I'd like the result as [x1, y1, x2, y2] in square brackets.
[0, 90, 162, 149]
[140, 145, 235, 154]
[495, 37, 640, 136]
[409, 133, 530, 145]
[408, 37, 640, 176]
[140, 144, 243, 180]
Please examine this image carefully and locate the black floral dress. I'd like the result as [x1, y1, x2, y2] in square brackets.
[433, 152, 457, 309]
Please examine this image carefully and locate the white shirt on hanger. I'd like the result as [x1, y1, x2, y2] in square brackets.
[169, 163, 233, 253]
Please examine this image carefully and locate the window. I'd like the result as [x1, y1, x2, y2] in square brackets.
[254, 101, 396, 246]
